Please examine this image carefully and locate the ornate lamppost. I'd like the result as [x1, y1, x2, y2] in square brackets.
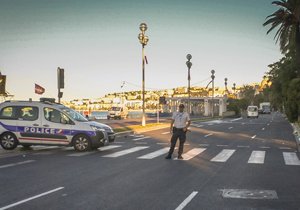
[138, 23, 149, 126]
[186, 54, 192, 114]
[211, 70, 215, 117]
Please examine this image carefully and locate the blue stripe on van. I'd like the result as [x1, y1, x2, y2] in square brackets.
[0, 121, 97, 137]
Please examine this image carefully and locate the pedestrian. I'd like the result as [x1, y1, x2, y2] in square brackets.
[165, 104, 191, 160]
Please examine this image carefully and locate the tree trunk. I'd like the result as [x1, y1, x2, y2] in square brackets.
[296, 22, 300, 77]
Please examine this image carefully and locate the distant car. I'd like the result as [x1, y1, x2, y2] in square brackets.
[262, 107, 271, 114]
[247, 106, 259, 118]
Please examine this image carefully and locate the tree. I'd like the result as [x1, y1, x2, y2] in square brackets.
[263, 0, 300, 70]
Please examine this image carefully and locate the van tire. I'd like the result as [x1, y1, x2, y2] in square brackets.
[0, 132, 18, 150]
[73, 134, 91, 152]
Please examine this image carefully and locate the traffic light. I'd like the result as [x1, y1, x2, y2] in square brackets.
[159, 96, 166, 105]
[57, 67, 64, 89]
[0, 75, 6, 95]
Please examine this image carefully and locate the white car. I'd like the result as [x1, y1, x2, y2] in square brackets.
[0, 98, 115, 151]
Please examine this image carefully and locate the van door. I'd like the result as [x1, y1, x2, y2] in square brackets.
[16, 106, 42, 145]
[40, 107, 73, 145]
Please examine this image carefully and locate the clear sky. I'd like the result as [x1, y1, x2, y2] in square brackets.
[0, 0, 282, 101]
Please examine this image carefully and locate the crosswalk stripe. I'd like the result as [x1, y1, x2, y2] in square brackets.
[211, 149, 235, 162]
[67, 151, 96, 157]
[283, 152, 300, 165]
[98, 145, 122, 151]
[181, 148, 206, 160]
[102, 146, 149, 158]
[138, 148, 169, 159]
[248, 151, 265, 164]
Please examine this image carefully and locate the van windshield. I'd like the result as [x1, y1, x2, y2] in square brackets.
[60, 107, 88, 122]
[248, 107, 258, 112]
[111, 107, 121, 111]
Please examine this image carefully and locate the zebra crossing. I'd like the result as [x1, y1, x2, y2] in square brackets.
[2, 141, 300, 166]
[14, 144, 299, 166]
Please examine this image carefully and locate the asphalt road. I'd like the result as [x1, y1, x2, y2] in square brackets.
[0, 112, 299, 210]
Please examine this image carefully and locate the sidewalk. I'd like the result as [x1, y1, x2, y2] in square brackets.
[114, 116, 227, 136]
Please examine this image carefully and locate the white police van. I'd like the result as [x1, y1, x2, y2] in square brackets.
[0, 98, 115, 151]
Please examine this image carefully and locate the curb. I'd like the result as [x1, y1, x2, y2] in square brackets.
[291, 123, 300, 152]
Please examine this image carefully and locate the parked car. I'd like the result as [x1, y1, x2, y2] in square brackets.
[0, 98, 115, 151]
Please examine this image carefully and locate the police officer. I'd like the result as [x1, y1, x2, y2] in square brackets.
[165, 104, 191, 159]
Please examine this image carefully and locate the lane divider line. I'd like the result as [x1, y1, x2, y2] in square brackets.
[175, 191, 198, 210]
[0, 187, 64, 210]
[0, 160, 36, 169]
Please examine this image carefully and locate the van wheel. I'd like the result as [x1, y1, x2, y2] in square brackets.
[73, 134, 91, 152]
[0, 132, 18, 150]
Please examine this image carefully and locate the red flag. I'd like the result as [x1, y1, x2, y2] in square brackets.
[144, 55, 148, 64]
[35, 83, 45, 95]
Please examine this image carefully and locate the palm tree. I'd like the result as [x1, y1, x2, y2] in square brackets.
[263, 0, 300, 66]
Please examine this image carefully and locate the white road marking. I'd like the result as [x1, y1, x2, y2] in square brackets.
[179, 148, 206, 161]
[217, 145, 228, 147]
[162, 132, 170, 135]
[0, 187, 64, 210]
[157, 143, 169, 145]
[208, 124, 213, 126]
[211, 149, 235, 162]
[251, 135, 256, 139]
[135, 142, 148, 144]
[231, 117, 242, 122]
[138, 148, 169, 159]
[134, 135, 144, 138]
[0, 160, 35, 169]
[259, 146, 270, 149]
[98, 145, 122, 151]
[237, 145, 250, 148]
[221, 189, 278, 200]
[204, 133, 213, 138]
[241, 123, 245, 125]
[283, 152, 300, 165]
[199, 144, 210, 147]
[267, 123, 270, 126]
[175, 191, 198, 210]
[248, 151, 265, 164]
[262, 128, 265, 131]
[228, 127, 233, 130]
[133, 137, 150, 141]
[102, 146, 149, 158]
[67, 151, 96, 157]
[279, 147, 292, 150]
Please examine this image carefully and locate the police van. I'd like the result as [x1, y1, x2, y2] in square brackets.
[0, 98, 115, 151]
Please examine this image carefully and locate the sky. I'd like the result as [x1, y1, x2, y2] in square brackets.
[0, 0, 282, 101]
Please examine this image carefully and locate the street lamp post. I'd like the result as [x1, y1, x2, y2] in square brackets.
[232, 83, 236, 99]
[224, 78, 228, 95]
[211, 70, 215, 118]
[186, 54, 192, 114]
[138, 23, 149, 126]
